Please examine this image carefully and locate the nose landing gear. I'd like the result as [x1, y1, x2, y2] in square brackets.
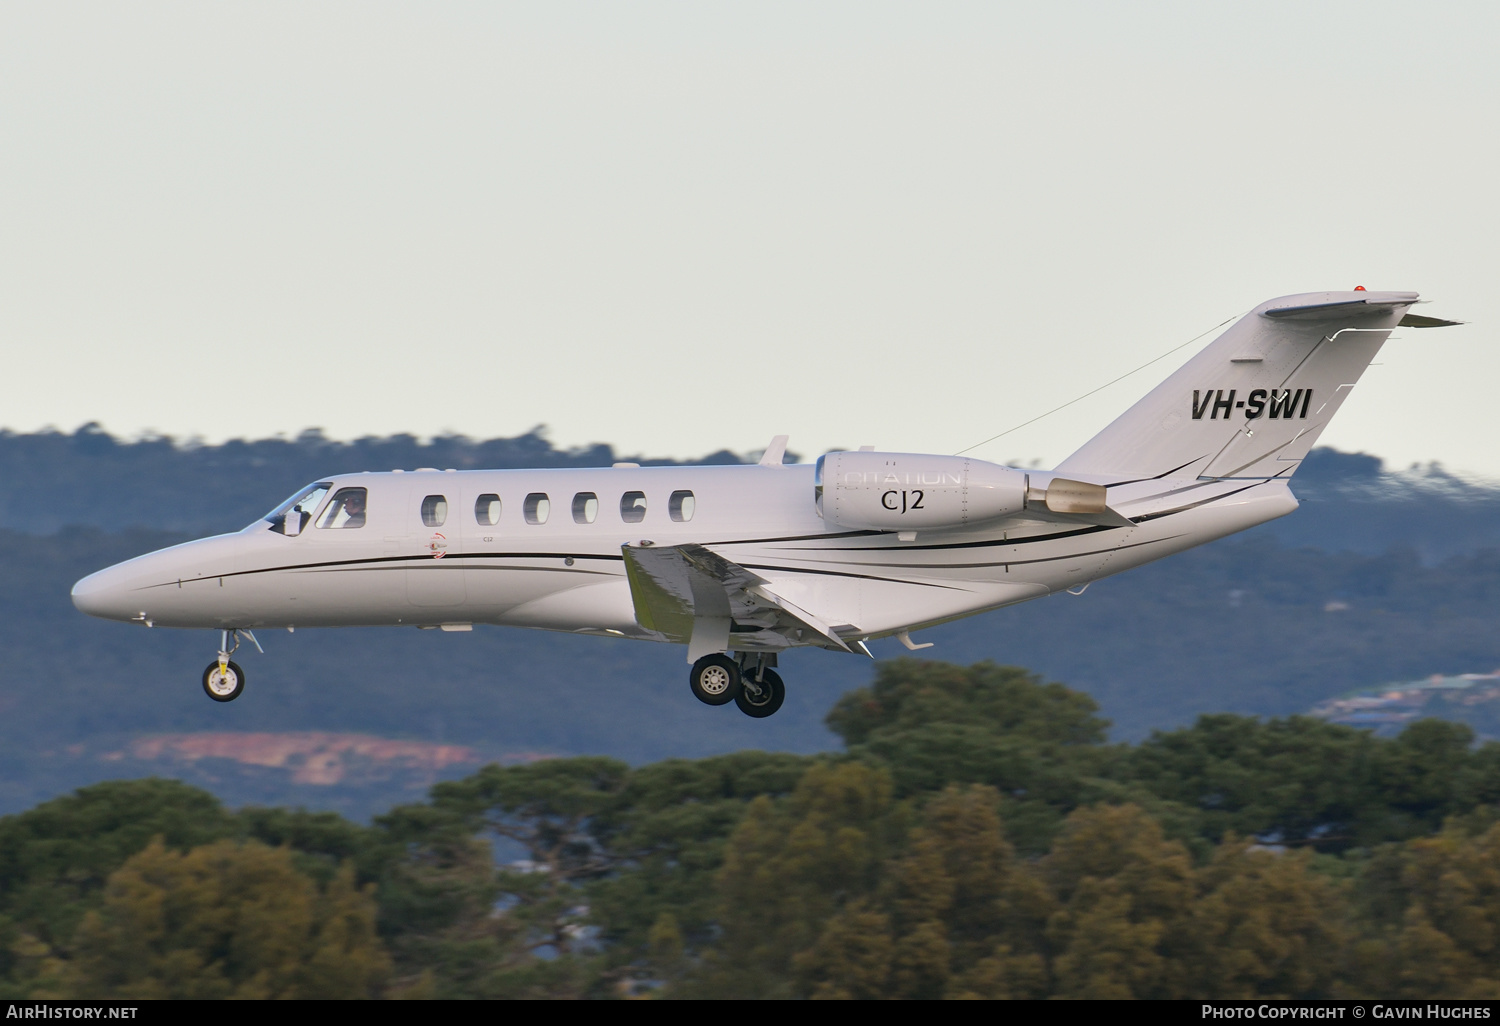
[201, 629, 260, 703]
[689, 653, 785, 717]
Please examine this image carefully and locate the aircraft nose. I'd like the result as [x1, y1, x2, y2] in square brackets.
[71, 565, 138, 622]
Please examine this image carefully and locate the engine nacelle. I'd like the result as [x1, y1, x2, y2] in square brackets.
[815, 452, 1029, 531]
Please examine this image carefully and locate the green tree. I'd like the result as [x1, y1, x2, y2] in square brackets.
[372, 751, 815, 997]
[1352, 821, 1500, 998]
[584, 751, 812, 986]
[1121, 714, 1500, 852]
[370, 802, 555, 999]
[1183, 839, 1349, 998]
[701, 775, 1052, 999]
[1371, 719, 1491, 840]
[795, 901, 895, 1000]
[812, 784, 1049, 1000]
[826, 660, 1121, 852]
[902, 785, 1050, 999]
[427, 757, 629, 960]
[65, 839, 388, 999]
[696, 761, 902, 998]
[0, 779, 237, 996]
[371, 758, 631, 998]
[1121, 714, 1377, 849]
[1042, 803, 1195, 999]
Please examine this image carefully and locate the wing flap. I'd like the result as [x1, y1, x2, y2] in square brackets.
[621, 542, 855, 656]
[743, 584, 853, 653]
[620, 543, 717, 640]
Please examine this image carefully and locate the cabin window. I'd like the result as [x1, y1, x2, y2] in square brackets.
[316, 487, 368, 529]
[420, 495, 448, 528]
[669, 490, 696, 523]
[475, 494, 501, 526]
[572, 492, 599, 524]
[524, 493, 551, 525]
[620, 490, 647, 524]
[265, 482, 331, 535]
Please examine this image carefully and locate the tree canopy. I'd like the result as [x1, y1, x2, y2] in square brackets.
[6, 660, 1500, 999]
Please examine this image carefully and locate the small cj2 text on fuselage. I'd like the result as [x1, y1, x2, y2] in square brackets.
[1191, 388, 1312, 420]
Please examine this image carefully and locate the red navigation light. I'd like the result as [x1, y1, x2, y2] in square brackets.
[1354, 285, 1367, 291]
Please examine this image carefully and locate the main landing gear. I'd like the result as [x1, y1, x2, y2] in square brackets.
[689, 653, 786, 718]
[689, 654, 739, 706]
[202, 629, 260, 703]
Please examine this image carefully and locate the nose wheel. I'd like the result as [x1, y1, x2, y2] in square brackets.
[201, 628, 260, 702]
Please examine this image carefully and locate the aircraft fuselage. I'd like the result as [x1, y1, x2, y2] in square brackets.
[71, 462, 1295, 646]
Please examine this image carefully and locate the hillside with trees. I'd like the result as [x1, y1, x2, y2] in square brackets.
[5, 661, 1500, 999]
[3, 427, 1500, 818]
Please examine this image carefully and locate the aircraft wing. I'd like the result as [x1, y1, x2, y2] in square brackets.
[621, 542, 856, 660]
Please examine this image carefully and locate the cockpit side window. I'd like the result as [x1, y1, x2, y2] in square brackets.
[264, 482, 331, 535]
[316, 487, 368, 529]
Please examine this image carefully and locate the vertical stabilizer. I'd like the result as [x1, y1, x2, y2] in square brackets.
[1055, 291, 1419, 480]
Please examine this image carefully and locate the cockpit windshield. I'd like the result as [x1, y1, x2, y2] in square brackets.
[262, 482, 332, 535]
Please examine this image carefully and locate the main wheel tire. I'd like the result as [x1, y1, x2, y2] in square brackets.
[689, 654, 740, 706]
[202, 659, 246, 702]
[735, 668, 786, 718]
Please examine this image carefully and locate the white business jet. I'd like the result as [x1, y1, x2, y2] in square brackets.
[72, 291, 1457, 718]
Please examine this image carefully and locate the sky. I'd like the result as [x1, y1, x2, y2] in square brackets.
[0, 2, 1495, 473]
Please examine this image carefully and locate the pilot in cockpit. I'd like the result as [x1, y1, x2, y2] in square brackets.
[337, 490, 366, 528]
[319, 488, 367, 529]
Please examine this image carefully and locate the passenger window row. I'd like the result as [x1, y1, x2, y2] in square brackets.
[273, 485, 695, 534]
[418, 490, 696, 528]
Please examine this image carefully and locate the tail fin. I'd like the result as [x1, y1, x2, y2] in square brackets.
[1056, 291, 1426, 480]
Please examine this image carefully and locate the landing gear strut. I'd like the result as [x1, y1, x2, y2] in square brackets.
[202, 629, 259, 703]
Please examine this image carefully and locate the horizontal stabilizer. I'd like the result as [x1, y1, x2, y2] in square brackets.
[1034, 506, 1135, 529]
[1263, 293, 1418, 320]
[1398, 313, 1464, 328]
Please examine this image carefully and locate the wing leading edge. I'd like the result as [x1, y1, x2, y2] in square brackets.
[621, 542, 858, 661]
